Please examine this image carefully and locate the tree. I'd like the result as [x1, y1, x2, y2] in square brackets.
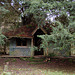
[0, 0, 75, 55]
[38, 34, 50, 56]
[37, 0, 75, 56]
[38, 21, 75, 56]
[0, 5, 9, 45]
[0, 30, 6, 45]
[0, 0, 75, 25]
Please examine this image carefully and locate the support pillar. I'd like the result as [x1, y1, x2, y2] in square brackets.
[4, 40, 6, 54]
[31, 38, 34, 56]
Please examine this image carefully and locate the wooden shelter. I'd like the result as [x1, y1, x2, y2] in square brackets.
[4, 23, 52, 56]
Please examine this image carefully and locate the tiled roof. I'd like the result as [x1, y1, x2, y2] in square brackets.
[4, 23, 52, 38]
[4, 25, 36, 38]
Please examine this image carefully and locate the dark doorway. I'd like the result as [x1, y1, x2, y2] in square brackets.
[33, 29, 45, 55]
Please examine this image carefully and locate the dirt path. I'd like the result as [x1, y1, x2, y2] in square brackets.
[0, 58, 75, 75]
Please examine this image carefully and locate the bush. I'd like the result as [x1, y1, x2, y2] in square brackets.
[48, 53, 56, 57]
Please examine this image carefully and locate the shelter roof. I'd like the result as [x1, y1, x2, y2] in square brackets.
[4, 22, 52, 38]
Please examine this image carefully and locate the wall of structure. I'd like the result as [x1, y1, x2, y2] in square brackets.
[48, 47, 71, 57]
[9, 38, 32, 56]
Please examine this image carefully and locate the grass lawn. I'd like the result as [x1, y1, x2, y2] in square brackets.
[0, 58, 75, 75]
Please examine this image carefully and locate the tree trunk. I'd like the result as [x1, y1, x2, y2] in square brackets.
[47, 47, 48, 56]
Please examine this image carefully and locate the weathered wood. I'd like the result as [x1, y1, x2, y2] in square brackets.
[4, 44, 6, 54]
[32, 26, 47, 35]
[31, 38, 34, 56]
[46, 47, 48, 56]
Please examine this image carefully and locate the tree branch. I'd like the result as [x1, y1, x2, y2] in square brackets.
[10, 5, 21, 15]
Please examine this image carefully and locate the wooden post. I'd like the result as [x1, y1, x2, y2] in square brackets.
[31, 38, 34, 56]
[4, 40, 6, 54]
[47, 47, 48, 56]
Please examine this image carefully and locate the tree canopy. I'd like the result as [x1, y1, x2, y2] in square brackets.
[0, 0, 75, 54]
[0, 0, 75, 25]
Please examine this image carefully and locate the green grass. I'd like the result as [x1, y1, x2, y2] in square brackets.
[1, 72, 12, 75]
[43, 70, 71, 75]
[5, 58, 16, 62]
[28, 62, 46, 65]
[1, 68, 75, 75]
[5, 59, 10, 62]
[20, 57, 44, 62]
[11, 59, 16, 62]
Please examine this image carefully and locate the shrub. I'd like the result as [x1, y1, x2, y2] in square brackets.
[48, 53, 56, 57]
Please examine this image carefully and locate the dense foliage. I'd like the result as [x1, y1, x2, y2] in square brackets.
[38, 21, 75, 56]
[0, 30, 6, 45]
[0, 0, 75, 54]
[0, 0, 75, 26]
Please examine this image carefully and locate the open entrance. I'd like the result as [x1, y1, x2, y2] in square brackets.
[33, 29, 45, 55]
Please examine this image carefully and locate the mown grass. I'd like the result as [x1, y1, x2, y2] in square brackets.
[1, 68, 75, 75]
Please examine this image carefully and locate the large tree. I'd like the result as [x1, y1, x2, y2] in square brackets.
[0, 0, 75, 54]
[0, 0, 75, 25]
